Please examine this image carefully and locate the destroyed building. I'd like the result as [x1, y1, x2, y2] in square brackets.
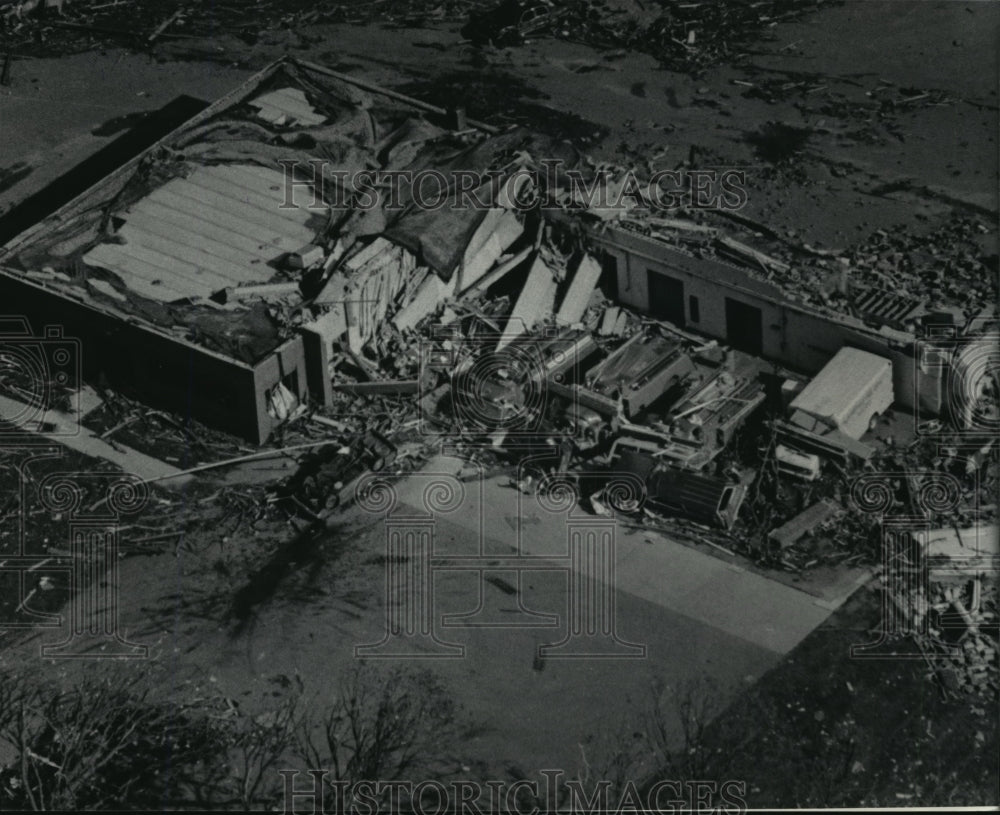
[0, 58, 540, 443]
[0, 56, 991, 448]
[588, 221, 947, 416]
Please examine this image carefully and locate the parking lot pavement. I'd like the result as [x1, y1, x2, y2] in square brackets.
[393, 455, 855, 656]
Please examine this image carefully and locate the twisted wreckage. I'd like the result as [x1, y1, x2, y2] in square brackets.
[0, 58, 996, 546]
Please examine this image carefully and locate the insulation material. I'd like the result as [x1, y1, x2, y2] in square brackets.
[499, 256, 558, 349]
[555, 253, 602, 326]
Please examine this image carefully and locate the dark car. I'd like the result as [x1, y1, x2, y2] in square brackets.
[276, 429, 396, 515]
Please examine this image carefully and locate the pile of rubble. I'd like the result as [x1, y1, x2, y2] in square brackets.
[476, 156, 999, 328]
[623, 0, 838, 73]
[733, 70, 958, 136]
[83, 388, 247, 465]
[4, 56, 994, 583]
[841, 216, 998, 319]
[924, 622, 999, 700]
[2, 0, 843, 72]
[612, 199, 997, 325]
[462, 0, 838, 73]
[0, 0, 488, 55]
[912, 532, 998, 699]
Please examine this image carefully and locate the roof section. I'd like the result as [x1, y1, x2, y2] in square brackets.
[83, 164, 326, 302]
[0, 58, 512, 363]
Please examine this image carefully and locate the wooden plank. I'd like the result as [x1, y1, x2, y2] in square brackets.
[226, 281, 300, 300]
[154, 179, 316, 243]
[346, 237, 396, 271]
[145, 189, 309, 253]
[716, 235, 790, 273]
[196, 165, 327, 218]
[463, 246, 532, 297]
[768, 499, 841, 548]
[556, 253, 602, 325]
[88, 240, 224, 298]
[500, 256, 557, 349]
[82, 246, 193, 302]
[122, 205, 264, 266]
[117, 223, 265, 286]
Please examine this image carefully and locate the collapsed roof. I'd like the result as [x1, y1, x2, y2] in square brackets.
[0, 59, 554, 363]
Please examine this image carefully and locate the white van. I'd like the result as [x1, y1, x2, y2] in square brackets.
[788, 347, 894, 441]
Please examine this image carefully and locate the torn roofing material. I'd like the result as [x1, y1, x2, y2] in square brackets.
[0, 57, 531, 365]
[380, 128, 539, 281]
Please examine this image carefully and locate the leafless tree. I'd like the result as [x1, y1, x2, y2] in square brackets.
[293, 663, 461, 811]
[0, 671, 225, 810]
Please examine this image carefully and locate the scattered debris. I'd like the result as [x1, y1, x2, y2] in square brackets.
[0, 56, 994, 590]
[769, 498, 841, 549]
